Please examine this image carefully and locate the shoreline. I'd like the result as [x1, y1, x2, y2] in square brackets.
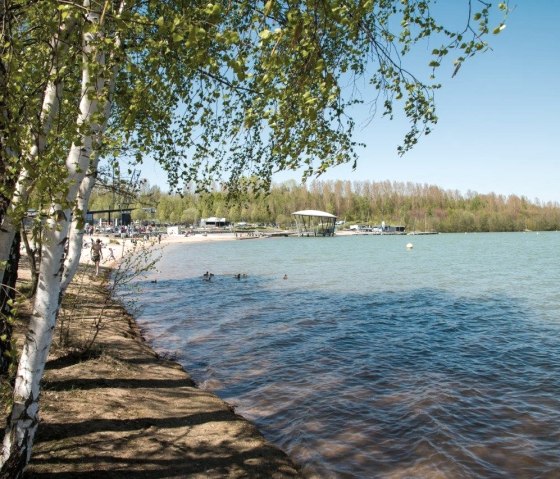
[10, 241, 302, 478]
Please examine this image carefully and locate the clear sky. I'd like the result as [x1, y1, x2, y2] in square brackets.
[138, 1, 560, 204]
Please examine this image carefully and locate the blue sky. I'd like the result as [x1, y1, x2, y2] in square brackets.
[139, 1, 560, 203]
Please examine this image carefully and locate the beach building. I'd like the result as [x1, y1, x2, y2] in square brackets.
[200, 217, 229, 227]
[292, 210, 337, 237]
[86, 208, 135, 228]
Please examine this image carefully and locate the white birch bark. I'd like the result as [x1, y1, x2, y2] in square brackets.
[61, 0, 126, 292]
[60, 162, 98, 291]
[0, 18, 76, 279]
[1, 3, 105, 472]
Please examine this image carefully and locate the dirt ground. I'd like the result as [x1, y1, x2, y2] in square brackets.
[4, 259, 301, 478]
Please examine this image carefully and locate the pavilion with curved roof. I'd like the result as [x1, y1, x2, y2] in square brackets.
[292, 210, 337, 237]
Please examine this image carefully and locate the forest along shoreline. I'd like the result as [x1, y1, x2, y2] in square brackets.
[5, 241, 301, 478]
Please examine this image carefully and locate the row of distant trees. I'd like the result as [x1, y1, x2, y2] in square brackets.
[89, 179, 560, 233]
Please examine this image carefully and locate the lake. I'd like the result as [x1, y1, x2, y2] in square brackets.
[124, 232, 560, 478]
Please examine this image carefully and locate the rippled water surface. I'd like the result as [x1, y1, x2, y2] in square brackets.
[125, 232, 560, 478]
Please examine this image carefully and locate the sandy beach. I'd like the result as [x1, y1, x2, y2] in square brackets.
[5, 232, 302, 478]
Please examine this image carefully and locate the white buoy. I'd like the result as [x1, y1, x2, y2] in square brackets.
[406, 242, 413, 249]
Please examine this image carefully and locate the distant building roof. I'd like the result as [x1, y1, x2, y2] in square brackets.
[292, 210, 337, 219]
[87, 208, 135, 214]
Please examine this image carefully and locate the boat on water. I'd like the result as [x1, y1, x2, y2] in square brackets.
[349, 223, 406, 235]
[407, 231, 439, 235]
[235, 233, 265, 240]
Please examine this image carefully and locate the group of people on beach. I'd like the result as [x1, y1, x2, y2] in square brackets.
[86, 227, 165, 278]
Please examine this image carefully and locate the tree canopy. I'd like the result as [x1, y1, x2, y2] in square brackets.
[107, 0, 509, 192]
[1, 0, 509, 203]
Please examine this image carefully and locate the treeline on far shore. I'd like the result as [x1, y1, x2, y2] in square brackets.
[90, 179, 560, 233]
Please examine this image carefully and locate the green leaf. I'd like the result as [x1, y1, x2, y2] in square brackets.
[264, 0, 273, 16]
[493, 24, 506, 34]
[259, 29, 272, 40]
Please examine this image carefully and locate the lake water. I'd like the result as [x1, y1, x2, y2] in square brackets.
[125, 232, 560, 478]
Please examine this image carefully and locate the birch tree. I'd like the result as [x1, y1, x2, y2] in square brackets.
[0, 0, 508, 476]
[1, 0, 113, 472]
[0, 1, 80, 379]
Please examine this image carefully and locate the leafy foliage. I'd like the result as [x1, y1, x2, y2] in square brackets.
[107, 0, 508, 194]
[2, 0, 509, 213]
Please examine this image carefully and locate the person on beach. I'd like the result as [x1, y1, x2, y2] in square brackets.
[107, 247, 116, 262]
[91, 239, 103, 275]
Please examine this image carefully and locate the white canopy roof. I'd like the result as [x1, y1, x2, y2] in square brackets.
[292, 210, 336, 218]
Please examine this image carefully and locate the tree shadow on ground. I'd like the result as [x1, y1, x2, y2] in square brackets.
[24, 271, 302, 478]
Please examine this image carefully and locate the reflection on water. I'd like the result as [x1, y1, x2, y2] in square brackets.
[126, 234, 560, 478]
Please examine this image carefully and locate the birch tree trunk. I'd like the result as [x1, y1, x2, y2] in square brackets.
[1, 3, 105, 475]
[0, 13, 76, 409]
[0, 231, 20, 375]
[60, 164, 97, 291]
[0, 212, 67, 478]
[61, 0, 125, 293]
